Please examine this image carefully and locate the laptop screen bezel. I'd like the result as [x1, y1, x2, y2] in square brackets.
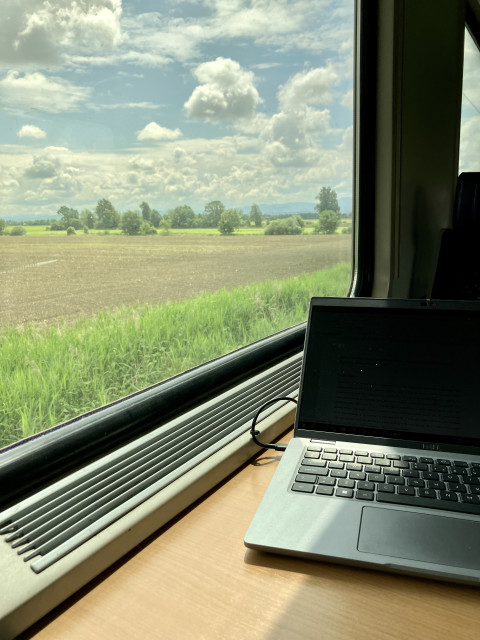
[294, 297, 480, 452]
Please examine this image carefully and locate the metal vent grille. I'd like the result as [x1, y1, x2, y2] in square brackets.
[0, 353, 301, 574]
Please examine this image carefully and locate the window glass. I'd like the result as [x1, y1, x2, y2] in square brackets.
[0, 0, 354, 448]
[459, 28, 480, 171]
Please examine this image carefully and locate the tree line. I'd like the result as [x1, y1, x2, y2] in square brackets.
[0, 187, 349, 237]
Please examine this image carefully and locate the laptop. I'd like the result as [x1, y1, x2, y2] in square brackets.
[244, 297, 480, 584]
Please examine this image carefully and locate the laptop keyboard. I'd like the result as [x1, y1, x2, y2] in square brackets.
[291, 444, 480, 516]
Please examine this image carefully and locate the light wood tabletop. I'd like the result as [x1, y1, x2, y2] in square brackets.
[23, 430, 480, 640]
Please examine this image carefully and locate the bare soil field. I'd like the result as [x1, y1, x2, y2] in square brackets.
[0, 234, 351, 328]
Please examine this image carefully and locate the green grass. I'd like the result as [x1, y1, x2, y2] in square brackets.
[0, 262, 351, 447]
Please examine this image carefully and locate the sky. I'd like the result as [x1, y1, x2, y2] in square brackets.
[0, 0, 355, 219]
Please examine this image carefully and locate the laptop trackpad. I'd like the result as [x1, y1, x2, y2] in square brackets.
[358, 507, 480, 569]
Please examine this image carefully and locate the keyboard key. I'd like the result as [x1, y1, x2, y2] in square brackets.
[322, 453, 337, 461]
[439, 491, 458, 502]
[394, 461, 409, 469]
[307, 445, 323, 452]
[346, 463, 363, 472]
[358, 481, 375, 491]
[317, 477, 336, 486]
[364, 465, 381, 473]
[356, 490, 374, 501]
[412, 462, 428, 471]
[471, 486, 480, 495]
[444, 474, 460, 483]
[324, 447, 338, 454]
[368, 473, 385, 483]
[302, 458, 326, 467]
[355, 450, 369, 457]
[349, 471, 366, 481]
[464, 476, 480, 486]
[295, 474, 316, 484]
[462, 494, 480, 504]
[316, 485, 334, 496]
[452, 466, 469, 476]
[339, 454, 355, 463]
[338, 479, 355, 488]
[371, 453, 384, 459]
[432, 465, 448, 473]
[292, 483, 314, 493]
[428, 480, 446, 490]
[398, 486, 416, 496]
[328, 461, 345, 469]
[339, 449, 353, 455]
[336, 487, 354, 498]
[299, 465, 328, 476]
[386, 454, 401, 460]
[376, 460, 391, 467]
[448, 483, 466, 493]
[420, 457, 434, 464]
[423, 471, 439, 481]
[436, 459, 451, 466]
[387, 476, 405, 485]
[376, 492, 480, 515]
[378, 483, 395, 493]
[403, 470, 420, 478]
[402, 455, 417, 462]
[454, 460, 469, 467]
[304, 451, 321, 459]
[418, 488, 436, 498]
[331, 469, 347, 478]
[407, 478, 425, 488]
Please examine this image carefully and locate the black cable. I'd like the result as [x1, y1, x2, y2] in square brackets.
[250, 396, 297, 452]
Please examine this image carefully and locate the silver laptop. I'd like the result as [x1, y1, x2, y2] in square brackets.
[245, 297, 480, 584]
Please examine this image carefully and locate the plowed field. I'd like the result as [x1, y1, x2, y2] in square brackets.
[0, 234, 351, 327]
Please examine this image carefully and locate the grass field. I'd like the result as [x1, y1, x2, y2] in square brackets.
[0, 232, 352, 447]
[0, 262, 351, 447]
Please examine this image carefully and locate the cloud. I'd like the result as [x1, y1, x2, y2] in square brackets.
[17, 124, 47, 139]
[185, 57, 261, 120]
[278, 65, 339, 109]
[24, 153, 63, 179]
[0, 71, 91, 113]
[0, 0, 122, 65]
[137, 122, 183, 141]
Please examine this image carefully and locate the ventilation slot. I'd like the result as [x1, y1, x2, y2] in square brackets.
[0, 353, 301, 573]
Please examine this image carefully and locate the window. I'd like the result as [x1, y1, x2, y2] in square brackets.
[459, 26, 480, 172]
[0, 1, 354, 451]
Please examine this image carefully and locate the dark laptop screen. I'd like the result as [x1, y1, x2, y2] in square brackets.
[297, 299, 480, 447]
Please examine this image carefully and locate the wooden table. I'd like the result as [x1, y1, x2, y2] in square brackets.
[23, 431, 480, 640]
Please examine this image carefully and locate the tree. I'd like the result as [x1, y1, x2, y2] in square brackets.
[95, 199, 120, 229]
[0, 219, 5, 235]
[81, 209, 95, 229]
[315, 186, 340, 215]
[264, 217, 303, 235]
[316, 209, 339, 234]
[168, 205, 196, 228]
[249, 204, 263, 227]
[66, 226, 76, 236]
[57, 205, 80, 229]
[204, 201, 225, 228]
[121, 210, 142, 235]
[140, 221, 157, 235]
[218, 208, 241, 235]
[150, 209, 162, 228]
[140, 201, 151, 222]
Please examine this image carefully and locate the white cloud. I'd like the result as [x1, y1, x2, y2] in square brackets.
[0, 0, 122, 66]
[278, 65, 339, 109]
[459, 116, 480, 173]
[185, 57, 261, 120]
[0, 71, 91, 113]
[17, 124, 46, 139]
[137, 122, 183, 141]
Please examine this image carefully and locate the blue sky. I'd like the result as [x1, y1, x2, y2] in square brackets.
[0, 0, 356, 219]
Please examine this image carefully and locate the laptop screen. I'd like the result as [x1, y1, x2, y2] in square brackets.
[296, 298, 480, 447]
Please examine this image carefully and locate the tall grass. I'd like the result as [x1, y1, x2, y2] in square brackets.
[0, 262, 350, 447]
